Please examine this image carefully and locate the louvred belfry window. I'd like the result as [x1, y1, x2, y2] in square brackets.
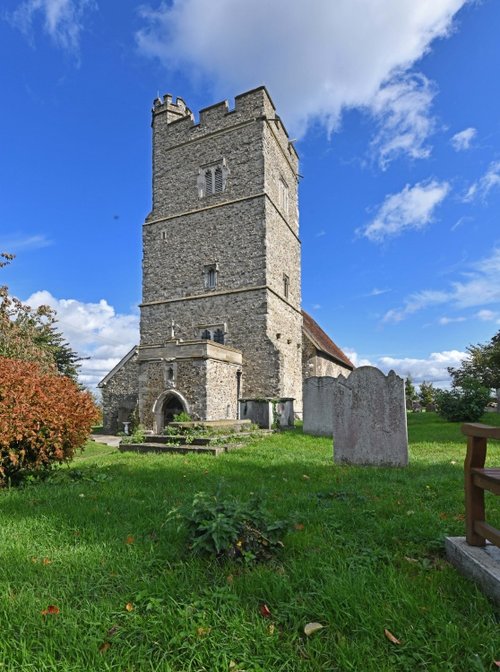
[198, 160, 229, 197]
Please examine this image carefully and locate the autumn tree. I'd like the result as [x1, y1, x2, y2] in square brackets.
[0, 357, 99, 485]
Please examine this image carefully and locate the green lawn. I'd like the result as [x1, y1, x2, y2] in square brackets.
[1, 413, 500, 671]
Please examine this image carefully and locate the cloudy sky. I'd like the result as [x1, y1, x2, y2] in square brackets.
[1, 0, 499, 390]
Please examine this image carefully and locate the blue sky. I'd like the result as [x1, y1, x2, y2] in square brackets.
[1, 0, 499, 390]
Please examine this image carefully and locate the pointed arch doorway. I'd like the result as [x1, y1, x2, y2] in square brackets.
[152, 390, 190, 433]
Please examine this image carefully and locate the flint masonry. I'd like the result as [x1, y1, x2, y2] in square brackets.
[99, 87, 353, 433]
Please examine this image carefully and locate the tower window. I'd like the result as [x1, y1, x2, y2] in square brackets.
[283, 274, 290, 299]
[279, 177, 289, 214]
[198, 160, 229, 197]
[198, 324, 226, 345]
[213, 328, 225, 344]
[204, 263, 218, 290]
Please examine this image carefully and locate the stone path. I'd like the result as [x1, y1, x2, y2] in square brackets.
[90, 434, 121, 448]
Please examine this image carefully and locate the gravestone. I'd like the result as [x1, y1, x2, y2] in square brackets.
[303, 377, 336, 436]
[332, 366, 408, 467]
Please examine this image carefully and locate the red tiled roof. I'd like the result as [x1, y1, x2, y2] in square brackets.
[302, 310, 354, 370]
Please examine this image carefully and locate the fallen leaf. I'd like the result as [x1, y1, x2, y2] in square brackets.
[494, 662, 500, 668]
[294, 523, 305, 531]
[268, 624, 275, 635]
[125, 535, 135, 545]
[259, 603, 272, 618]
[302, 474, 310, 480]
[439, 512, 448, 520]
[404, 556, 418, 564]
[99, 641, 111, 654]
[226, 574, 234, 585]
[106, 625, 119, 637]
[41, 605, 60, 616]
[197, 626, 211, 637]
[304, 622, 324, 636]
[42, 558, 52, 566]
[31, 557, 38, 563]
[125, 602, 134, 612]
[384, 628, 401, 645]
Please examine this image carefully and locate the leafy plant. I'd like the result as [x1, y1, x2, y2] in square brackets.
[435, 377, 490, 422]
[172, 411, 192, 423]
[0, 357, 99, 486]
[170, 491, 287, 563]
[120, 426, 146, 445]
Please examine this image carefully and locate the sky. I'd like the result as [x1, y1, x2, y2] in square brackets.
[1, 0, 500, 391]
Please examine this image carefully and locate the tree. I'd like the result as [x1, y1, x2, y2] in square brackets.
[404, 375, 417, 408]
[0, 357, 99, 485]
[0, 253, 81, 379]
[448, 330, 500, 411]
[418, 381, 436, 408]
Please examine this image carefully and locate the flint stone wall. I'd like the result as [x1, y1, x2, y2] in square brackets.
[332, 366, 408, 467]
[100, 352, 139, 434]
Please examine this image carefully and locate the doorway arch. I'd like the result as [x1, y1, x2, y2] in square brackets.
[152, 390, 190, 433]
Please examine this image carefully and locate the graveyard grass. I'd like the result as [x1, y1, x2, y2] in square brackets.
[2, 414, 500, 671]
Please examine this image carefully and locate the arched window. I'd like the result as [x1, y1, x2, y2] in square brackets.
[207, 267, 216, 288]
[213, 328, 225, 344]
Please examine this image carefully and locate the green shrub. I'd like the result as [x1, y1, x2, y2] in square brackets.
[435, 378, 490, 422]
[169, 491, 287, 563]
[172, 411, 192, 423]
[120, 426, 146, 445]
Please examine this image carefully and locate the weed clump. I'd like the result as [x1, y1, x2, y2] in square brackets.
[170, 491, 287, 563]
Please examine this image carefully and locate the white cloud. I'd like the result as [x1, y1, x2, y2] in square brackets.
[368, 288, 391, 297]
[438, 316, 466, 325]
[0, 233, 52, 252]
[383, 247, 500, 322]
[6, 0, 96, 52]
[379, 350, 466, 385]
[343, 349, 373, 368]
[369, 73, 436, 168]
[463, 160, 500, 202]
[136, 0, 467, 163]
[360, 179, 449, 242]
[25, 290, 139, 389]
[450, 127, 476, 151]
[477, 309, 496, 321]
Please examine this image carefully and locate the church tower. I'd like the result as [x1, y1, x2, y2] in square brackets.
[99, 87, 355, 433]
[137, 87, 302, 428]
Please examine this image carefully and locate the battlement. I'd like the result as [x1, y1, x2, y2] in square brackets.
[152, 86, 297, 158]
[152, 94, 195, 124]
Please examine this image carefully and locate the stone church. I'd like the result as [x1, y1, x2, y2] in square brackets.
[99, 87, 353, 433]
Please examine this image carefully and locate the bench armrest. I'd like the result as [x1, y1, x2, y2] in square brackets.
[461, 423, 500, 440]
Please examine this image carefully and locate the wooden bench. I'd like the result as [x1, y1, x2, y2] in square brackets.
[462, 423, 500, 546]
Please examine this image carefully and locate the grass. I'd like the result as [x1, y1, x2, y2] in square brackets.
[1, 413, 500, 671]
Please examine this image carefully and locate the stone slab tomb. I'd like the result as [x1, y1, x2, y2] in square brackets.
[332, 366, 408, 467]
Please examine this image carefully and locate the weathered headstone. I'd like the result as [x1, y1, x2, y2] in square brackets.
[332, 366, 408, 467]
[303, 377, 336, 436]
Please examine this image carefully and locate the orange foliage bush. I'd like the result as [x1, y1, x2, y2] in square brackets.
[0, 357, 99, 485]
